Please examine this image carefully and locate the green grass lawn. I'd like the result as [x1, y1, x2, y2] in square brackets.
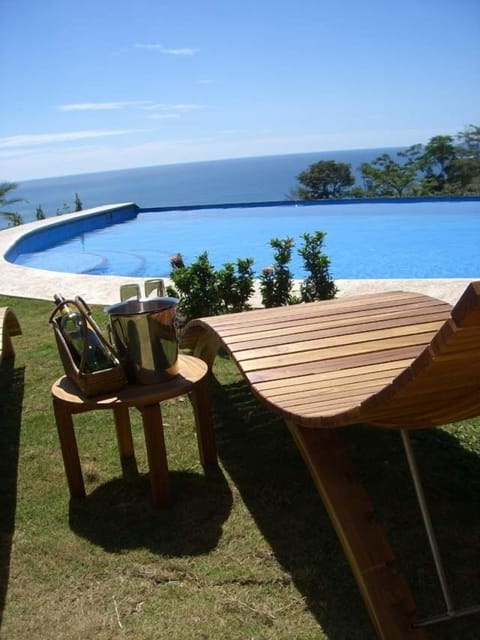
[0, 295, 479, 639]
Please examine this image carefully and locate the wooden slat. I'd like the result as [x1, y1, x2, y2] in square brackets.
[232, 321, 443, 360]
[246, 345, 425, 385]
[268, 379, 395, 408]
[239, 333, 434, 373]
[259, 369, 406, 402]
[253, 359, 413, 392]
[210, 300, 449, 336]
[202, 291, 448, 332]
[224, 310, 450, 348]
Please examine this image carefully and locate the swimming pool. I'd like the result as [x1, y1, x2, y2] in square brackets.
[7, 198, 480, 279]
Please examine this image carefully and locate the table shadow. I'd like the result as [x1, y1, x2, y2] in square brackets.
[69, 466, 232, 556]
[0, 362, 25, 629]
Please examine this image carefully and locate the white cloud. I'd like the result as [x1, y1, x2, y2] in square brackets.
[0, 129, 150, 150]
[143, 103, 205, 112]
[58, 101, 150, 112]
[56, 102, 205, 117]
[161, 48, 199, 55]
[142, 103, 206, 120]
[147, 114, 181, 120]
[134, 44, 198, 55]
[2, 126, 454, 181]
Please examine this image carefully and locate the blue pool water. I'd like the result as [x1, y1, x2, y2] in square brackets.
[11, 199, 480, 279]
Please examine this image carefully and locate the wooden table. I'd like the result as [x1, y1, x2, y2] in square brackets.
[51, 354, 217, 507]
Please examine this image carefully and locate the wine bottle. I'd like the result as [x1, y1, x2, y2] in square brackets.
[53, 294, 117, 373]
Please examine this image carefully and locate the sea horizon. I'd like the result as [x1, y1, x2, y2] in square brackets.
[9, 146, 406, 227]
[12, 145, 405, 185]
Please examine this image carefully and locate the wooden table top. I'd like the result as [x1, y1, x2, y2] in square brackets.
[51, 353, 207, 409]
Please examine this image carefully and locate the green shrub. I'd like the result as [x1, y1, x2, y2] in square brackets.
[217, 258, 255, 313]
[168, 252, 255, 320]
[298, 231, 337, 301]
[259, 237, 298, 308]
[168, 230, 337, 320]
[167, 252, 221, 319]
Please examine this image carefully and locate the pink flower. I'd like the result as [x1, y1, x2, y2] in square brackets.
[170, 253, 184, 268]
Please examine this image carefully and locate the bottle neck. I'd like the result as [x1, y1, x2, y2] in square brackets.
[54, 294, 76, 317]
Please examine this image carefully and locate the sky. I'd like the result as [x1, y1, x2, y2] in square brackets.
[1, 0, 479, 181]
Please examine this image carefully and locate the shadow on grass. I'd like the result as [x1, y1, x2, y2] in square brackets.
[69, 466, 232, 556]
[209, 370, 480, 640]
[0, 361, 25, 629]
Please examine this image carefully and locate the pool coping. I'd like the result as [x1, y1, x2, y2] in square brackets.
[0, 204, 475, 307]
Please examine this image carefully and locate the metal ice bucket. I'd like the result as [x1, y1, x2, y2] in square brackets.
[106, 296, 179, 384]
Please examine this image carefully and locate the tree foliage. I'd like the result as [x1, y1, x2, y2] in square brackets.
[417, 135, 457, 192]
[0, 181, 25, 226]
[74, 192, 83, 211]
[294, 125, 480, 199]
[360, 153, 418, 197]
[450, 125, 480, 194]
[295, 161, 355, 199]
[0, 185, 86, 228]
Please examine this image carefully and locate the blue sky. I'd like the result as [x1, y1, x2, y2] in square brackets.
[1, 0, 479, 181]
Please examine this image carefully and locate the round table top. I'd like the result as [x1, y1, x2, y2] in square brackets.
[51, 353, 208, 409]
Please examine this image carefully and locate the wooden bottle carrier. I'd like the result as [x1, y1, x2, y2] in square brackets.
[50, 296, 127, 396]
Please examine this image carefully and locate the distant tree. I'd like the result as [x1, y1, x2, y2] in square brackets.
[1, 211, 23, 226]
[448, 125, 480, 194]
[417, 135, 457, 193]
[295, 161, 355, 199]
[398, 143, 424, 167]
[360, 153, 418, 197]
[56, 203, 71, 216]
[0, 181, 25, 226]
[297, 125, 480, 199]
[74, 192, 83, 211]
[457, 124, 480, 158]
[35, 205, 45, 220]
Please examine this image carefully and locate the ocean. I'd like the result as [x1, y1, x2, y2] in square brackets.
[8, 147, 404, 227]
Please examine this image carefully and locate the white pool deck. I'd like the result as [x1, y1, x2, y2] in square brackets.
[0, 205, 476, 307]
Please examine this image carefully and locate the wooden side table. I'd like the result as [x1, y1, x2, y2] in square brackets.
[51, 354, 217, 508]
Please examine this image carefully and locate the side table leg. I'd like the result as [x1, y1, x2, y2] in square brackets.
[190, 376, 217, 466]
[113, 406, 138, 477]
[140, 403, 171, 508]
[52, 398, 86, 499]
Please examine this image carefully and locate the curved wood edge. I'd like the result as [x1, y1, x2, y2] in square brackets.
[180, 322, 223, 368]
[0, 306, 22, 362]
[451, 280, 480, 327]
[358, 281, 480, 429]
